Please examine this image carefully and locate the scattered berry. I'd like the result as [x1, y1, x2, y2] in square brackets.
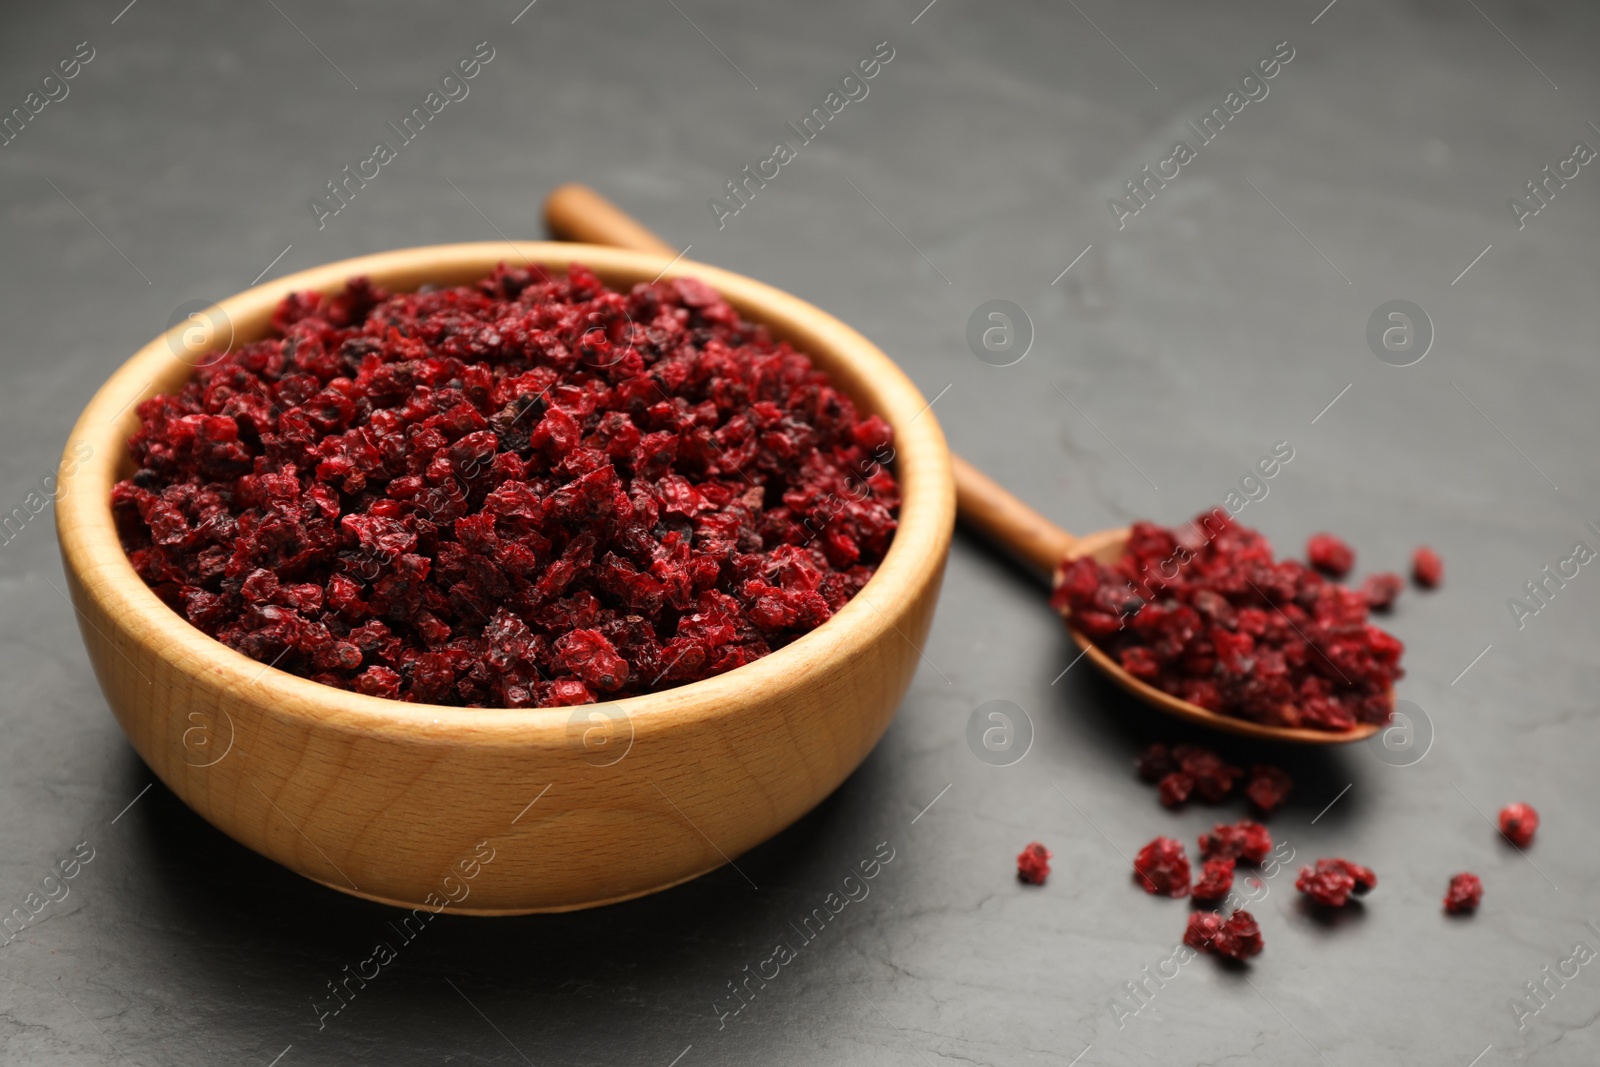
[1050, 514, 1404, 732]
[1296, 858, 1375, 907]
[1340, 859, 1377, 894]
[1213, 910, 1264, 960]
[112, 268, 899, 707]
[1016, 842, 1052, 885]
[1296, 860, 1353, 905]
[1192, 858, 1236, 902]
[1360, 572, 1403, 610]
[1307, 533, 1355, 577]
[1413, 546, 1443, 588]
[1444, 872, 1483, 914]
[1184, 911, 1223, 951]
[1175, 744, 1242, 803]
[1134, 836, 1192, 898]
[1245, 764, 1293, 814]
[1157, 771, 1195, 808]
[1498, 802, 1539, 848]
[1198, 820, 1272, 865]
[1134, 742, 1174, 783]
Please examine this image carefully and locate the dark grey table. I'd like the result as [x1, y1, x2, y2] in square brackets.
[3, 1, 1598, 1063]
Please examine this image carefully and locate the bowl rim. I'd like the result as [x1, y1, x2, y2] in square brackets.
[56, 241, 954, 742]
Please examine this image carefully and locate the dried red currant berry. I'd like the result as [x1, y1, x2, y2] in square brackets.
[1413, 546, 1443, 588]
[1213, 910, 1264, 960]
[1245, 764, 1293, 815]
[1174, 744, 1242, 803]
[1444, 872, 1483, 914]
[1359, 572, 1403, 610]
[1184, 911, 1223, 952]
[1307, 533, 1355, 577]
[1135, 742, 1174, 783]
[1158, 771, 1195, 809]
[1133, 836, 1192, 898]
[1198, 820, 1272, 865]
[1192, 858, 1236, 902]
[555, 628, 631, 692]
[1016, 842, 1052, 886]
[1295, 858, 1373, 906]
[1498, 802, 1539, 847]
[1337, 858, 1377, 894]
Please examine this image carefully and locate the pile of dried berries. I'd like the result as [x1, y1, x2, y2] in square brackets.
[1051, 513, 1404, 732]
[113, 266, 899, 706]
[1128, 822, 1275, 960]
[1295, 858, 1377, 907]
[1016, 842, 1052, 885]
[1499, 802, 1538, 847]
[1444, 872, 1483, 914]
[1134, 742, 1292, 814]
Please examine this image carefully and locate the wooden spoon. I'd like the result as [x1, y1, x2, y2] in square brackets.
[543, 185, 1385, 745]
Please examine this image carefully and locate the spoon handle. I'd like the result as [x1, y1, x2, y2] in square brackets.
[545, 184, 678, 257]
[949, 454, 1077, 575]
[544, 184, 1079, 576]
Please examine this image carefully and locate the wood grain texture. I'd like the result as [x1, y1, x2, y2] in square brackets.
[55, 242, 955, 913]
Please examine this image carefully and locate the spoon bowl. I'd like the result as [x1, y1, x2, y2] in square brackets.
[945, 454, 1385, 744]
[1060, 526, 1384, 744]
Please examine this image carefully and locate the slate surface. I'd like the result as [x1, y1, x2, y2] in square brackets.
[2, 0, 1598, 1063]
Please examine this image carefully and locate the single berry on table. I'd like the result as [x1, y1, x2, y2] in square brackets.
[1134, 836, 1192, 898]
[1307, 533, 1355, 577]
[1498, 802, 1538, 848]
[1158, 771, 1195, 809]
[1245, 764, 1293, 814]
[1413, 546, 1444, 588]
[1174, 743, 1242, 803]
[1184, 911, 1223, 951]
[1016, 842, 1052, 885]
[1296, 857, 1375, 907]
[1192, 857, 1236, 902]
[1444, 872, 1483, 914]
[1213, 910, 1264, 960]
[1198, 820, 1272, 865]
[1360, 572, 1403, 610]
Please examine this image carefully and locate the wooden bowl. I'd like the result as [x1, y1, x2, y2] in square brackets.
[56, 243, 955, 914]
